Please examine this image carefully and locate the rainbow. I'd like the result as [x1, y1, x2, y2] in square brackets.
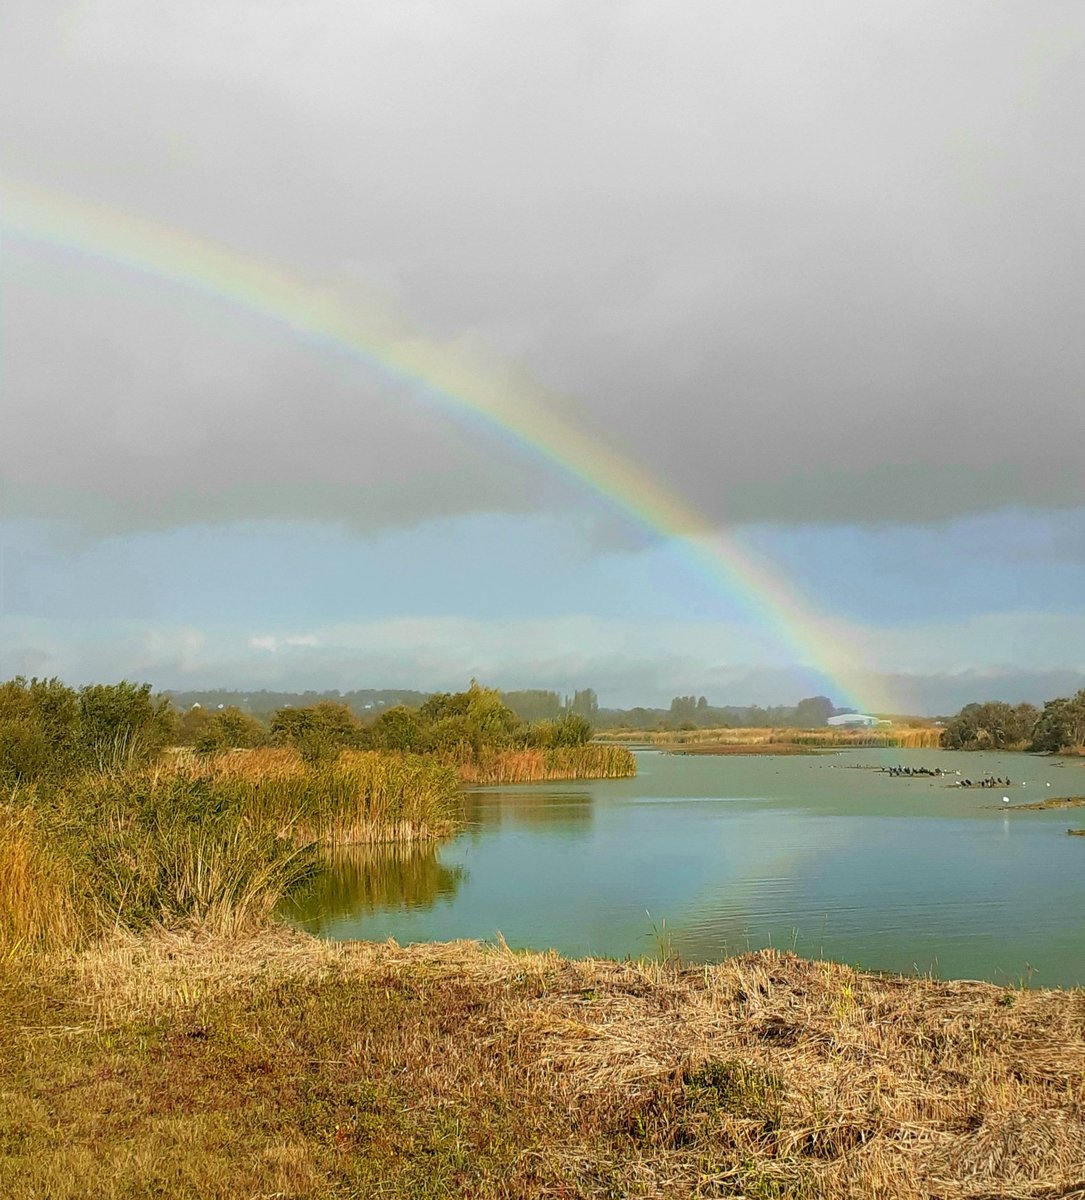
[1, 179, 890, 712]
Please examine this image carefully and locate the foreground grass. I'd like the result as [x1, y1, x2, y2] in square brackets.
[3, 931, 1084, 1199]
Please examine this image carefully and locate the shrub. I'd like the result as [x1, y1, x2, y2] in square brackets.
[271, 702, 367, 759]
[76, 681, 177, 770]
[194, 707, 267, 754]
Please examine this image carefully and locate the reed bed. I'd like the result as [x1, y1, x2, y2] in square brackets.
[607, 725, 944, 750]
[770, 726, 943, 749]
[0, 750, 462, 950]
[5, 930, 1084, 1199]
[456, 744, 637, 785]
[0, 796, 82, 956]
[180, 747, 462, 843]
[606, 726, 775, 746]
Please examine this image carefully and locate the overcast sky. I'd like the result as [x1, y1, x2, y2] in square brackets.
[2, 1, 1083, 711]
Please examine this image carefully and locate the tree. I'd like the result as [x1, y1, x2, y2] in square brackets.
[369, 706, 424, 752]
[501, 689, 562, 722]
[794, 696, 834, 728]
[0, 677, 79, 782]
[193, 707, 267, 754]
[529, 713, 593, 748]
[941, 701, 1038, 750]
[270, 702, 365, 763]
[176, 705, 213, 746]
[438, 682, 520, 755]
[1031, 691, 1085, 752]
[567, 689, 599, 719]
[669, 696, 699, 723]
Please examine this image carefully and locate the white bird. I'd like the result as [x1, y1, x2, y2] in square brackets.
[1002, 796, 1011, 804]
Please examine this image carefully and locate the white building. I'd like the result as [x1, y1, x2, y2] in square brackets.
[827, 713, 884, 728]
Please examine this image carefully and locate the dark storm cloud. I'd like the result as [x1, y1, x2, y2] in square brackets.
[3, 1, 1083, 532]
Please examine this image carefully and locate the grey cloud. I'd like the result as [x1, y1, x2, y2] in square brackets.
[1, 246, 554, 533]
[3, 1, 1084, 534]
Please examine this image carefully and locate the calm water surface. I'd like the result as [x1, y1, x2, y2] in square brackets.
[286, 749, 1085, 986]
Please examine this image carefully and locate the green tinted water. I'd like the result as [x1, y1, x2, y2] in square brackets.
[286, 748, 1085, 986]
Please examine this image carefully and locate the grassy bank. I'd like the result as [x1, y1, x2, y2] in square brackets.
[2, 930, 1083, 1199]
[456, 744, 637, 785]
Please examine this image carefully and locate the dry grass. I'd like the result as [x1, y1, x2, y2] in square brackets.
[3, 930, 1084, 1198]
[0, 750, 463, 956]
[0, 798, 82, 956]
[607, 726, 944, 751]
[458, 745, 637, 785]
[606, 726, 782, 747]
[164, 747, 462, 843]
[773, 727, 943, 750]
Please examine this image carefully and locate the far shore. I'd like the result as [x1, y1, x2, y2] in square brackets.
[664, 741, 828, 755]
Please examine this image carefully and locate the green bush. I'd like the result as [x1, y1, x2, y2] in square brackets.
[194, 707, 267, 755]
[270, 702, 367, 759]
[0, 677, 175, 782]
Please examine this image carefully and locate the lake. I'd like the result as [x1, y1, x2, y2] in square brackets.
[285, 748, 1085, 987]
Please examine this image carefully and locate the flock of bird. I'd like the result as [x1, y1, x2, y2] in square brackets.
[880, 764, 1055, 805]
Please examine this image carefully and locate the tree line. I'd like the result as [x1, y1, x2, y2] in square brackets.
[165, 685, 602, 725]
[0, 677, 594, 784]
[159, 684, 848, 732]
[940, 691, 1085, 752]
[597, 694, 839, 731]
